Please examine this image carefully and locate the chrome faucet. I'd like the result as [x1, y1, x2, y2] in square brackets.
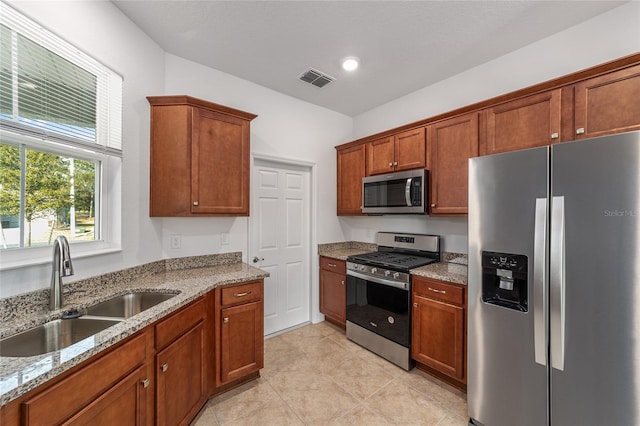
[50, 235, 74, 310]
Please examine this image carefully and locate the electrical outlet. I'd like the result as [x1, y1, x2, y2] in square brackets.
[220, 232, 230, 245]
[170, 234, 181, 249]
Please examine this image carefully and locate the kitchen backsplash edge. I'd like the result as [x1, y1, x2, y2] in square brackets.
[0, 252, 243, 323]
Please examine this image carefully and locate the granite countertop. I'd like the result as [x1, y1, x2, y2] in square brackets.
[318, 242, 468, 285]
[0, 252, 269, 406]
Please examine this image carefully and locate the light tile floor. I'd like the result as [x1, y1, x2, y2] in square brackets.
[192, 321, 468, 425]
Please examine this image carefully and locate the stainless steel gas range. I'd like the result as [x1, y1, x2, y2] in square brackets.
[346, 232, 441, 370]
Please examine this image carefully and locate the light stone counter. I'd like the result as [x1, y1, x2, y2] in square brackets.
[0, 252, 269, 405]
[317, 241, 377, 261]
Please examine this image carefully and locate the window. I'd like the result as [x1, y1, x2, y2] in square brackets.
[0, 2, 122, 259]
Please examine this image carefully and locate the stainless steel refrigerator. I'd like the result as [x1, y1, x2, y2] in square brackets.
[468, 131, 640, 426]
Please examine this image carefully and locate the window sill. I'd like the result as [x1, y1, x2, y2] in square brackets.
[0, 242, 122, 271]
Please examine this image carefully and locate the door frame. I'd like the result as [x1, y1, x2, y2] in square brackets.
[249, 152, 320, 333]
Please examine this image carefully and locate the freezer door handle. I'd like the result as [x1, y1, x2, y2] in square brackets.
[550, 196, 566, 371]
[534, 198, 548, 366]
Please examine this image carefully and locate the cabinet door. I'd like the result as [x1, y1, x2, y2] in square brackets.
[482, 89, 561, 155]
[574, 64, 640, 139]
[337, 144, 366, 215]
[412, 294, 465, 381]
[63, 366, 148, 426]
[394, 127, 426, 172]
[366, 136, 395, 176]
[427, 113, 478, 215]
[191, 107, 250, 215]
[219, 300, 264, 385]
[319, 268, 346, 326]
[156, 322, 206, 426]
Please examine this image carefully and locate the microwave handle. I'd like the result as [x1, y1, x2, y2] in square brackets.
[405, 178, 413, 207]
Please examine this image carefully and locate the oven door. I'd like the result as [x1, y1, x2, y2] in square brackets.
[346, 271, 411, 347]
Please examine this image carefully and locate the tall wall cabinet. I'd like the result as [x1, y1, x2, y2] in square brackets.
[148, 96, 257, 217]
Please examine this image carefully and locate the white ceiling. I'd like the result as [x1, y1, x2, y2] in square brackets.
[113, 0, 628, 117]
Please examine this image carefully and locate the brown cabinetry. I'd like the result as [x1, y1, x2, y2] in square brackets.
[412, 276, 466, 387]
[319, 256, 346, 327]
[155, 299, 207, 426]
[572, 63, 640, 140]
[481, 90, 561, 155]
[148, 95, 257, 217]
[336, 144, 366, 215]
[16, 332, 151, 426]
[366, 128, 426, 176]
[427, 113, 479, 215]
[215, 281, 264, 387]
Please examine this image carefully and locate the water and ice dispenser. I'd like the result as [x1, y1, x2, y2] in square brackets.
[481, 251, 528, 312]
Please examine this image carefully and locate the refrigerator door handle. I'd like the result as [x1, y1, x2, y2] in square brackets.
[550, 196, 566, 371]
[534, 198, 548, 366]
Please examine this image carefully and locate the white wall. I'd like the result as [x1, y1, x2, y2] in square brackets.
[1, 1, 166, 297]
[345, 1, 640, 253]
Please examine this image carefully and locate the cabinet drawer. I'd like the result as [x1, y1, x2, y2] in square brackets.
[413, 278, 464, 306]
[220, 281, 263, 307]
[156, 297, 206, 350]
[22, 332, 147, 426]
[320, 257, 346, 274]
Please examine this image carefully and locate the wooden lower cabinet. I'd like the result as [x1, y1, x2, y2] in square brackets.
[156, 323, 206, 426]
[215, 281, 264, 387]
[1, 281, 266, 426]
[411, 276, 467, 388]
[64, 365, 148, 426]
[319, 256, 346, 327]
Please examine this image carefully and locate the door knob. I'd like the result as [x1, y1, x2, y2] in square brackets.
[252, 256, 264, 263]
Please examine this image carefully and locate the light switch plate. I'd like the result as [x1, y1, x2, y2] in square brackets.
[221, 233, 230, 245]
[170, 234, 181, 249]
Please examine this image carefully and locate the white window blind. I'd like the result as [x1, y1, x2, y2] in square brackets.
[0, 1, 122, 156]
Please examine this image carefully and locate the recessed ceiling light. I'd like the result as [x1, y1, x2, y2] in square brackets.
[342, 57, 359, 72]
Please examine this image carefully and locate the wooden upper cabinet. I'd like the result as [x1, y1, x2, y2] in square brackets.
[481, 89, 561, 155]
[337, 144, 366, 215]
[148, 95, 257, 217]
[366, 128, 426, 176]
[573, 63, 640, 140]
[427, 112, 479, 215]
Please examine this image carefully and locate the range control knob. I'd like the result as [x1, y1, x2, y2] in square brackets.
[371, 268, 377, 274]
[384, 270, 391, 277]
[393, 272, 400, 279]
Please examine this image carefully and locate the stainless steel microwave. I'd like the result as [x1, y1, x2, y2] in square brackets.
[362, 169, 428, 214]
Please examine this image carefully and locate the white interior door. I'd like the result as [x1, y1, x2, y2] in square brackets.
[250, 158, 311, 335]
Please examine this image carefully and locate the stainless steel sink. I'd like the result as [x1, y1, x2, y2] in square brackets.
[0, 318, 120, 357]
[84, 291, 176, 319]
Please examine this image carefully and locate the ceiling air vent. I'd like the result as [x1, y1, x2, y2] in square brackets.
[299, 68, 335, 88]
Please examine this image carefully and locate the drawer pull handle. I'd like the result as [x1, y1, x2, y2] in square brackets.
[576, 127, 585, 135]
[161, 363, 168, 372]
[223, 317, 229, 323]
[234, 291, 251, 297]
[142, 378, 150, 388]
[328, 263, 337, 268]
[428, 287, 446, 294]
[193, 201, 199, 206]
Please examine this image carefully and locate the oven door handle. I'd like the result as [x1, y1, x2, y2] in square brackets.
[347, 270, 409, 290]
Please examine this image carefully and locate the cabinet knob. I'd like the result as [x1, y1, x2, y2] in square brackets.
[389, 162, 393, 167]
[161, 363, 168, 372]
[576, 128, 585, 135]
[413, 302, 418, 308]
[341, 280, 345, 285]
[431, 203, 436, 208]
[142, 378, 150, 388]
[551, 132, 559, 139]
[393, 161, 398, 166]
[223, 317, 229, 323]
[193, 201, 199, 206]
